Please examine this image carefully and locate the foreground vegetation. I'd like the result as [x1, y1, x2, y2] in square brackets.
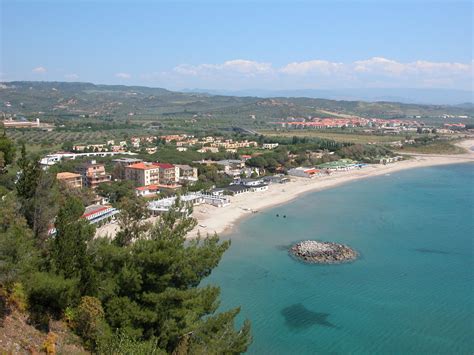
[0, 135, 252, 354]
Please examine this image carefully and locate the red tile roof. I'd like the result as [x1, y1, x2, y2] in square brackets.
[136, 184, 160, 191]
[155, 163, 175, 169]
[127, 162, 161, 170]
[127, 162, 175, 170]
[82, 205, 110, 218]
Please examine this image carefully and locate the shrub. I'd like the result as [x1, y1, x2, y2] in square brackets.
[26, 272, 76, 330]
[75, 296, 108, 348]
[42, 332, 58, 355]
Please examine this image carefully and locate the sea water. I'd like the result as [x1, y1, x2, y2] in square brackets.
[206, 163, 474, 354]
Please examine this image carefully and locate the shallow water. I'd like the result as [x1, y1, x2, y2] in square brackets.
[205, 163, 474, 354]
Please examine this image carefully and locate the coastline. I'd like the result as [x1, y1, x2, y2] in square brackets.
[188, 139, 474, 239]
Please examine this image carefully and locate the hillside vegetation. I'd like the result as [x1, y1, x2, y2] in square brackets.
[1, 82, 472, 127]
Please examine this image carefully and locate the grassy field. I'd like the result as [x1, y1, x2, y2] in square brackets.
[258, 129, 408, 144]
[4, 128, 149, 145]
[397, 141, 467, 155]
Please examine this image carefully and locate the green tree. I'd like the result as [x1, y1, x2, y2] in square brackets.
[97, 198, 251, 353]
[114, 195, 150, 247]
[52, 197, 97, 295]
[0, 133, 15, 167]
[0, 194, 39, 289]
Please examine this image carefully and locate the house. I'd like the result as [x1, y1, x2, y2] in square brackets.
[135, 184, 160, 197]
[176, 147, 188, 152]
[197, 146, 219, 153]
[75, 160, 111, 189]
[145, 147, 157, 154]
[262, 143, 279, 149]
[288, 167, 321, 178]
[176, 164, 198, 183]
[56, 172, 82, 189]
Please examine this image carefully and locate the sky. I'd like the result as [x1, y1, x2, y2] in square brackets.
[1, 0, 473, 91]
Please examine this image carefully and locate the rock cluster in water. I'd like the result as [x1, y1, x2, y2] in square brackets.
[290, 240, 358, 264]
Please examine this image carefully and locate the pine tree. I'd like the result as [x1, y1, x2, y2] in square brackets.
[53, 196, 97, 296]
[98, 198, 252, 353]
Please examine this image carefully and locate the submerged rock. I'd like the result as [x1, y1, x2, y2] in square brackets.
[290, 240, 358, 264]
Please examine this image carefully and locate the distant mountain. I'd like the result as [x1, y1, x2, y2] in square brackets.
[182, 88, 473, 106]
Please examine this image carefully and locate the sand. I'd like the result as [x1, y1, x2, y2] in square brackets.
[95, 139, 474, 240]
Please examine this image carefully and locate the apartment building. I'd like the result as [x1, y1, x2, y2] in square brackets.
[124, 162, 161, 186]
[56, 172, 83, 189]
[112, 158, 143, 179]
[75, 160, 111, 189]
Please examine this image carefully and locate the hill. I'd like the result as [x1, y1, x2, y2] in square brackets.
[1, 81, 473, 126]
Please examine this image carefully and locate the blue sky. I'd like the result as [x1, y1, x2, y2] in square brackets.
[1, 0, 473, 90]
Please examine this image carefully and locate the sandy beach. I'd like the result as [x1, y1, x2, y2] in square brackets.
[188, 139, 474, 238]
[95, 139, 474, 240]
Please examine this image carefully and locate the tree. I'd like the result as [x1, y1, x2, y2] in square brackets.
[0, 194, 39, 289]
[52, 197, 97, 296]
[97, 198, 251, 353]
[97, 180, 135, 205]
[114, 195, 150, 247]
[0, 133, 15, 167]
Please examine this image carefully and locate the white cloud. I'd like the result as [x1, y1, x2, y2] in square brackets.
[280, 60, 343, 75]
[64, 73, 79, 80]
[353, 57, 406, 75]
[353, 57, 472, 77]
[174, 59, 273, 77]
[115, 72, 131, 79]
[166, 57, 472, 90]
[32, 66, 47, 73]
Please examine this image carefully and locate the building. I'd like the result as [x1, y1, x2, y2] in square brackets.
[222, 185, 249, 196]
[147, 193, 230, 216]
[39, 151, 138, 169]
[263, 175, 290, 184]
[176, 164, 198, 183]
[262, 143, 279, 149]
[125, 162, 178, 186]
[82, 205, 119, 225]
[125, 162, 161, 186]
[288, 167, 322, 178]
[317, 159, 362, 171]
[197, 146, 219, 153]
[135, 184, 161, 197]
[112, 158, 143, 179]
[156, 163, 178, 185]
[75, 160, 111, 189]
[2, 118, 41, 128]
[377, 156, 403, 164]
[56, 172, 82, 189]
[239, 178, 265, 187]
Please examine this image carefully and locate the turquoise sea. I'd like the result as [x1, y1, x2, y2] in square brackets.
[206, 163, 474, 354]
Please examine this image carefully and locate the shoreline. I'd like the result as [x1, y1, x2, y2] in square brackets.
[189, 139, 474, 239]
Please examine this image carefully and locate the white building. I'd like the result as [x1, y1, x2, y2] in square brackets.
[262, 143, 279, 149]
[287, 167, 322, 178]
